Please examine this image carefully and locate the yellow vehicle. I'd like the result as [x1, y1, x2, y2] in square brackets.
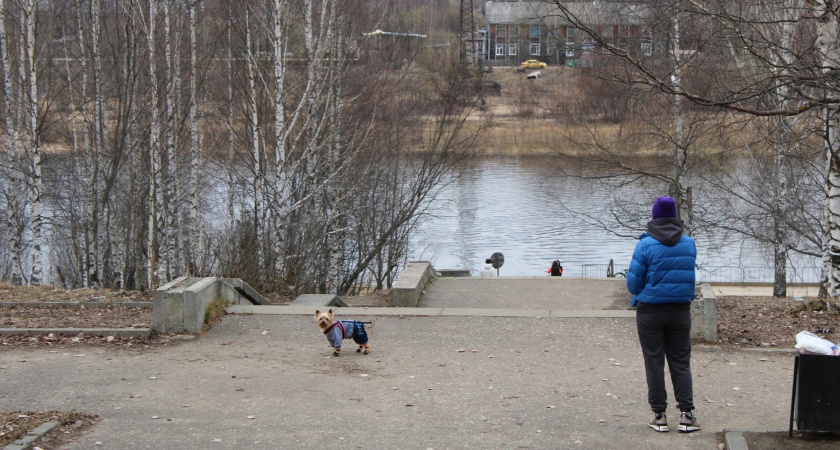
[520, 59, 547, 69]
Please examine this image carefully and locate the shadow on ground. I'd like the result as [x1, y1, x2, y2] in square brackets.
[744, 431, 840, 449]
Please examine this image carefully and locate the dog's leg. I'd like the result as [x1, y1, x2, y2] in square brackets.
[362, 344, 370, 355]
[333, 347, 341, 357]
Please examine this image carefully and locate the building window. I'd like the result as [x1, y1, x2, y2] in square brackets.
[530, 25, 541, 37]
[509, 44, 518, 56]
[618, 26, 629, 51]
[530, 43, 540, 55]
[641, 28, 653, 56]
[602, 26, 614, 47]
[566, 27, 576, 58]
[497, 27, 506, 38]
[496, 44, 505, 56]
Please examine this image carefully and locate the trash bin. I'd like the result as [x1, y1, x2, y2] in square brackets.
[789, 353, 840, 436]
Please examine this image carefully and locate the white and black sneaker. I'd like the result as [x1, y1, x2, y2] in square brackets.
[649, 412, 668, 432]
[678, 411, 701, 432]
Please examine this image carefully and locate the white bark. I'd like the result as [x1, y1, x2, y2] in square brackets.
[92, 0, 109, 287]
[226, 8, 235, 227]
[0, 0, 22, 285]
[813, 0, 840, 300]
[246, 8, 263, 266]
[272, 0, 289, 269]
[188, 0, 199, 275]
[769, 1, 799, 297]
[24, 0, 42, 285]
[327, 27, 345, 295]
[147, 0, 160, 289]
[670, 15, 689, 229]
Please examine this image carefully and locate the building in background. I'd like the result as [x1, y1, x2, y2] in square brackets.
[484, 1, 655, 67]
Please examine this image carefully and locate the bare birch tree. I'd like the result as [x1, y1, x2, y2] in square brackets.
[547, 0, 833, 297]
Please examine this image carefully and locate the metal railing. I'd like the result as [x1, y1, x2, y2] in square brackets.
[580, 263, 822, 284]
[581, 263, 629, 278]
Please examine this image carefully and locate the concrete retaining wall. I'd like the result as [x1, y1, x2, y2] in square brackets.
[154, 277, 269, 334]
[220, 278, 271, 305]
[691, 283, 718, 342]
[392, 261, 435, 307]
[183, 277, 220, 333]
[154, 277, 220, 334]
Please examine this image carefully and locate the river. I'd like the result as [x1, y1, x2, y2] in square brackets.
[408, 155, 820, 283]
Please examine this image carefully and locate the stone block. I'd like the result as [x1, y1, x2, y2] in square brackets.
[292, 294, 348, 307]
[691, 283, 718, 342]
[436, 269, 471, 277]
[153, 277, 221, 334]
[393, 261, 434, 307]
[183, 277, 220, 333]
[153, 276, 189, 334]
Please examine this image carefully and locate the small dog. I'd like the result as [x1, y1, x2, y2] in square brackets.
[315, 309, 370, 357]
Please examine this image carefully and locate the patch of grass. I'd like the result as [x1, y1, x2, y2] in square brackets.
[204, 296, 228, 328]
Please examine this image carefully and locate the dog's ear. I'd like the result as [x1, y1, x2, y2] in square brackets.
[315, 310, 321, 317]
[328, 309, 333, 314]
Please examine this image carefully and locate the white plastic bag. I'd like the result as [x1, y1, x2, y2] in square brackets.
[795, 331, 839, 356]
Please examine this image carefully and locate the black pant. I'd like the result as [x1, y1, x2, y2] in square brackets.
[636, 308, 694, 413]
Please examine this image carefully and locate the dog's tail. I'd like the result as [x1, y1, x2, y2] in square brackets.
[358, 320, 374, 327]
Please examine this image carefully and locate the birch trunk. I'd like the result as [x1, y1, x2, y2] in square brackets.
[171, 2, 184, 276]
[188, 0, 199, 275]
[161, 0, 176, 281]
[813, 0, 840, 300]
[246, 8, 263, 270]
[147, 0, 160, 289]
[670, 15, 690, 231]
[92, 0, 109, 287]
[272, 0, 288, 270]
[768, 2, 799, 297]
[327, 25, 345, 295]
[24, 0, 43, 285]
[70, 0, 94, 287]
[226, 9, 235, 227]
[0, 0, 22, 285]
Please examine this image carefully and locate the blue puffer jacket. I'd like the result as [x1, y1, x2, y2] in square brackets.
[627, 218, 696, 306]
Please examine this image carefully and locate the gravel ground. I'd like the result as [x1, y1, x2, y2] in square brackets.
[1, 283, 838, 448]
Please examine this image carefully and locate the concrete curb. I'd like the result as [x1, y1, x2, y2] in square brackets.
[226, 304, 639, 318]
[0, 328, 152, 339]
[723, 429, 792, 450]
[0, 301, 153, 308]
[3, 420, 57, 450]
[724, 430, 750, 450]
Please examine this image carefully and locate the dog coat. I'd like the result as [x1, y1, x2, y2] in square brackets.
[324, 320, 368, 348]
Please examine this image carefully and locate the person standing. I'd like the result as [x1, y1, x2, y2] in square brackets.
[626, 196, 701, 433]
[479, 258, 496, 278]
[547, 260, 563, 276]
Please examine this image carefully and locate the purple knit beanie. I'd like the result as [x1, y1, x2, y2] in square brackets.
[651, 196, 677, 219]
